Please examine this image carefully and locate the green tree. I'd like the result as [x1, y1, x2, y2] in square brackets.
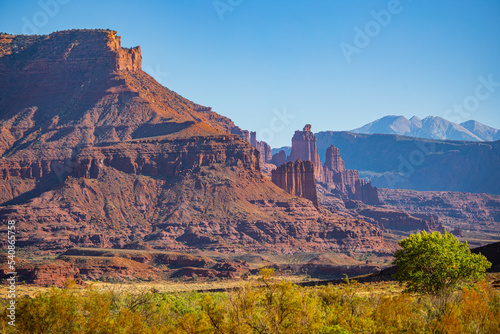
[393, 231, 491, 296]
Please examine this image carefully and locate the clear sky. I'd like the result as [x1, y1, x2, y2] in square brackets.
[1, 0, 500, 147]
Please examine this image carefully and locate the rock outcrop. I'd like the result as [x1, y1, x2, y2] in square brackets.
[378, 188, 500, 248]
[0, 30, 390, 255]
[322, 144, 380, 204]
[283, 126, 380, 205]
[231, 127, 250, 142]
[357, 207, 444, 232]
[71, 134, 260, 179]
[324, 144, 345, 172]
[0, 257, 84, 287]
[271, 150, 287, 166]
[288, 125, 324, 182]
[271, 160, 319, 207]
[250, 131, 272, 163]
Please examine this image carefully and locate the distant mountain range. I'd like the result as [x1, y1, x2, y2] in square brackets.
[351, 116, 500, 142]
[314, 131, 500, 195]
[271, 127, 500, 194]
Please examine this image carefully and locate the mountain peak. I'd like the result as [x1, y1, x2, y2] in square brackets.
[352, 115, 498, 142]
[460, 120, 500, 141]
[351, 115, 412, 136]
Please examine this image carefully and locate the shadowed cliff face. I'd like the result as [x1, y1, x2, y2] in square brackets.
[0, 30, 390, 254]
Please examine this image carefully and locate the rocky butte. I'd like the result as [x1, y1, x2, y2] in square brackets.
[272, 124, 380, 205]
[0, 30, 389, 254]
[288, 124, 324, 183]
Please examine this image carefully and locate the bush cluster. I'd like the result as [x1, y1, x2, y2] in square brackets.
[1, 271, 499, 333]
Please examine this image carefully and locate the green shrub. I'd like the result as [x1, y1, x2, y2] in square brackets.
[393, 231, 491, 296]
[0, 269, 499, 333]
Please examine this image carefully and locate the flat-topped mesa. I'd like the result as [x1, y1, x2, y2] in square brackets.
[0, 29, 142, 73]
[271, 160, 319, 207]
[288, 124, 324, 182]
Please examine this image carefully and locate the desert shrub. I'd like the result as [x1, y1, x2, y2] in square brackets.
[0, 270, 499, 333]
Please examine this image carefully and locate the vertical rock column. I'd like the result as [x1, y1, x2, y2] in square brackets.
[271, 159, 319, 208]
[288, 124, 324, 182]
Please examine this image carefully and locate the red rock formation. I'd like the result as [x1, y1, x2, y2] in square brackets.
[321, 153, 375, 203]
[231, 127, 250, 142]
[0, 260, 84, 287]
[357, 208, 443, 232]
[378, 188, 500, 248]
[353, 179, 380, 205]
[287, 127, 380, 205]
[250, 131, 272, 163]
[271, 150, 287, 167]
[260, 142, 272, 163]
[61, 256, 161, 281]
[288, 125, 324, 182]
[0, 30, 390, 255]
[71, 135, 260, 179]
[321, 144, 379, 204]
[271, 160, 319, 207]
[250, 131, 258, 149]
[324, 144, 345, 172]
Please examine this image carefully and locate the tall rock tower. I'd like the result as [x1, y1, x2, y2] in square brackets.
[276, 124, 380, 205]
[324, 144, 345, 172]
[288, 124, 324, 182]
[250, 131, 272, 163]
[271, 159, 319, 207]
[323, 144, 380, 205]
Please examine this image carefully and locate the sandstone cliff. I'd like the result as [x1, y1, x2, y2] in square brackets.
[271, 160, 319, 207]
[250, 131, 272, 163]
[288, 124, 324, 182]
[323, 144, 380, 204]
[0, 30, 390, 254]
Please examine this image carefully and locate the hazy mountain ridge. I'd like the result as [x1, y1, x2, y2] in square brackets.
[314, 131, 500, 195]
[351, 115, 500, 142]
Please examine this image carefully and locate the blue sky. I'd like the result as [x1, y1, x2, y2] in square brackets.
[1, 0, 500, 147]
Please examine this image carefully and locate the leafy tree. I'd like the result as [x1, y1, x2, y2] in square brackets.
[393, 231, 491, 296]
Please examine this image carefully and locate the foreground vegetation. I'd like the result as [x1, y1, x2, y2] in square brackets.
[393, 231, 491, 297]
[1, 272, 499, 333]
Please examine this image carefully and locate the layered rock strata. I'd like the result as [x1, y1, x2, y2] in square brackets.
[271, 160, 319, 207]
[0, 30, 390, 255]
